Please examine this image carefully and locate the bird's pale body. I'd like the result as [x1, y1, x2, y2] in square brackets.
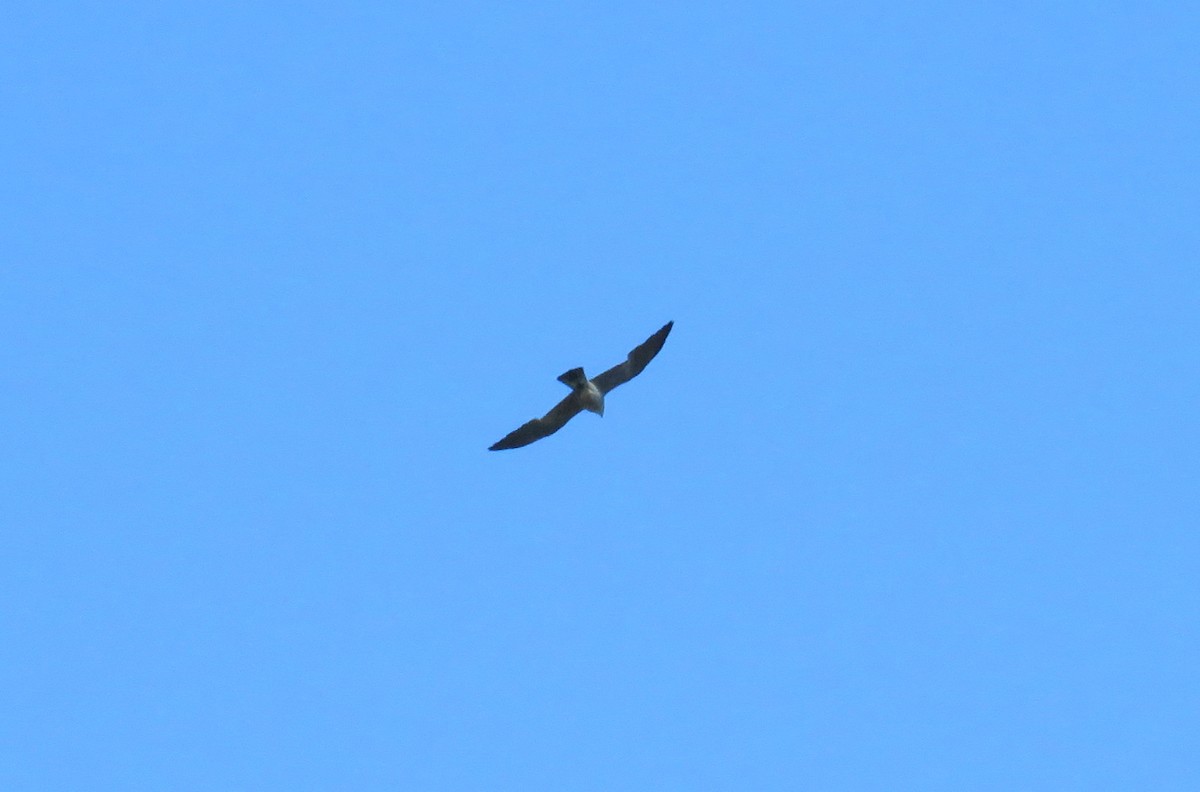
[578, 380, 605, 416]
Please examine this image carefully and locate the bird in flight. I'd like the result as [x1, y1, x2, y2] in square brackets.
[489, 321, 674, 451]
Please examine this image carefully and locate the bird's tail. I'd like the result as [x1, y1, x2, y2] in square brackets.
[557, 367, 587, 388]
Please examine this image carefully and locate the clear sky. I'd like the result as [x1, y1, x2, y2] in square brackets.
[3, 3, 1198, 790]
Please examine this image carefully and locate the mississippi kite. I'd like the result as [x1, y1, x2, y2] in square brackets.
[488, 321, 674, 451]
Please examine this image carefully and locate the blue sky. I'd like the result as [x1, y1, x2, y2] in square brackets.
[3, 2, 1198, 789]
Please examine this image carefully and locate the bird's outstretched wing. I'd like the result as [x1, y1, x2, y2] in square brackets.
[591, 321, 674, 395]
[489, 392, 586, 451]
